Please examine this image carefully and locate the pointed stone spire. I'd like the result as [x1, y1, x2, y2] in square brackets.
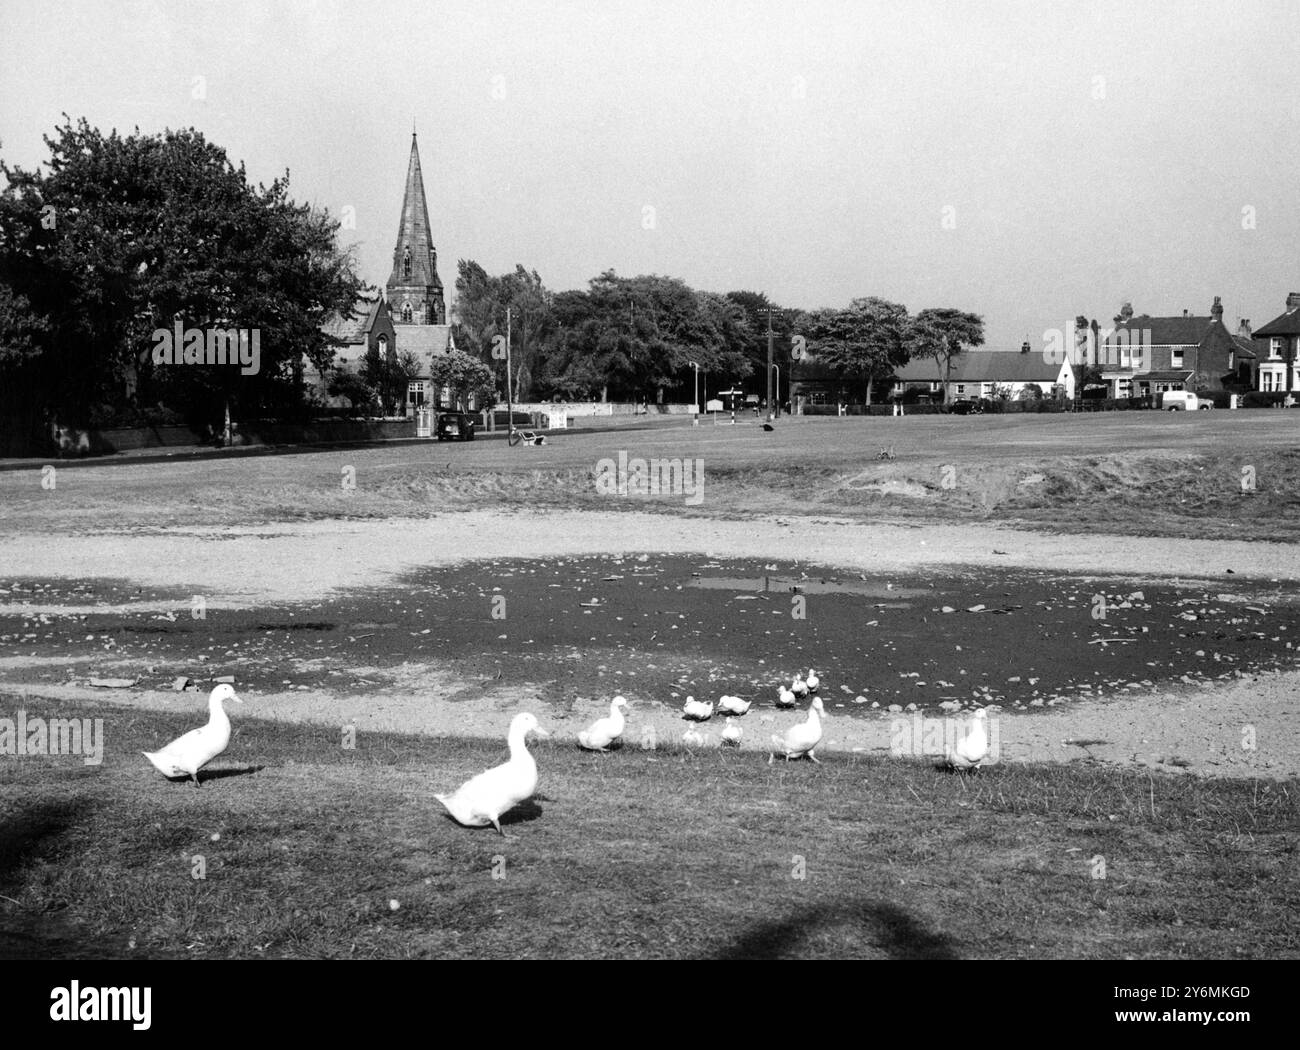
[387, 132, 445, 325]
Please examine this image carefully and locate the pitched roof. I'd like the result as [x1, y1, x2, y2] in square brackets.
[893, 351, 1062, 384]
[1131, 370, 1195, 382]
[395, 324, 456, 359]
[1107, 314, 1210, 346]
[321, 296, 383, 344]
[1253, 307, 1300, 337]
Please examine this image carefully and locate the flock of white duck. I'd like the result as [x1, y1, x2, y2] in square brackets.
[143, 668, 991, 837]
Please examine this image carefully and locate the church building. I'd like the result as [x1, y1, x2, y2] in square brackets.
[316, 131, 457, 413]
[387, 130, 456, 410]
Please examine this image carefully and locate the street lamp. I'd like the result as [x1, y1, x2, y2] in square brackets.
[690, 361, 699, 422]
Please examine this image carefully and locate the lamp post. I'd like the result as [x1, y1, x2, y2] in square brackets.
[691, 361, 699, 422]
[771, 364, 780, 418]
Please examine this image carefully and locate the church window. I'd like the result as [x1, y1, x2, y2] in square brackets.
[403, 248, 412, 278]
[402, 302, 412, 322]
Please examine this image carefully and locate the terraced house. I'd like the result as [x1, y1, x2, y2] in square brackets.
[1077, 297, 1255, 399]
[1250, 292, 1300, 394]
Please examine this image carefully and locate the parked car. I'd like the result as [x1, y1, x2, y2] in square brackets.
[949, 398, 992, 415]
[435, 411, 477, 441]
[1162, 391, 1211, 411]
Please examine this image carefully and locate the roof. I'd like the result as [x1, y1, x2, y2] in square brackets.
[1131, 370, 1195, 382]
[1107, 314, 1210, 346]
[1252, 307, 1300, 337]
[321, 296, 383, 344]
[893, 351, 1063, 384]
[395, 324, 455, 357]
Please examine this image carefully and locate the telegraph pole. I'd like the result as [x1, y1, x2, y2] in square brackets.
[759, 305, 782, 420]
[506, 306, 513, 435]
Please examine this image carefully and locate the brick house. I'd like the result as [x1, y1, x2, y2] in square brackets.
[313, 295, 396, 408]
[1077, 297, 1255, 399]
[1250, 292, 1300, 394]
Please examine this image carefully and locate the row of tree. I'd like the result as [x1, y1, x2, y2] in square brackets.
[0, 118, 987, 451]
[446, 265, 985, 409]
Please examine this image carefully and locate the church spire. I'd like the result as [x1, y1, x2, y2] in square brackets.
[387, 132, 445, 325]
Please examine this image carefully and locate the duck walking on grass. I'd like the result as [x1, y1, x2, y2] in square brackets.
[142, 683, 242, 787]
[943, 709, 990, 771]
[578, 696, 629, 752]
[769, 696, 825, 764]
[436, 713, 549, 836]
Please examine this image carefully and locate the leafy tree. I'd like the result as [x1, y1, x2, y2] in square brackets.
[452, 261, 554, 402]
[907, 307, 985, 405]
[0, 116, 363, 440]
[428, 350, 497, 412]
[804, 297, 910, 404]
[326, 367, 376, 414]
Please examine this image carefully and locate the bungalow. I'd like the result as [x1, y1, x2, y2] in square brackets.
[1250, 292, 1300, 393]
[1078, 297, 1254, 399]
[891, 345, 1074, 402]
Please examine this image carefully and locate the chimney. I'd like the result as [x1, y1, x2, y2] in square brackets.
[1239, 318, 1252, 338]
[1287, 292, 1300, 310]
[1211, 296, 1223, 322]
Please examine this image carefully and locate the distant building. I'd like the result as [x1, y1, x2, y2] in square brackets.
[891, 344, 1074, 402]
[387, 131, 457, 410]
[1250, 292, 1300, 393]
[313, 296, 396, 407]
[1076, 298, 1254, 399]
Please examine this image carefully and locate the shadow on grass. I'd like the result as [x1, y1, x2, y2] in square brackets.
[150, 764, 264, 786]
[436, 797, 545, 832]
[0, 799, 91, 884]
[707, 900, 960, 960]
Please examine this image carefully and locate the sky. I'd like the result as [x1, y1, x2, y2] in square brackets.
[2, 0, 1299, 349]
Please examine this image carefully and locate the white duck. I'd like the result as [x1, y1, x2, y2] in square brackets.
[717, 694, 751, 716]
[775, 684, 797, 708]
[578, 696, 629, 751]
[805, 669, 821, 693]
[943, 709, 990, 770]
[436, 712, 549, 835]
[769, 695, 825, 764]
[791, 675, 809, 699]
[721, 718, 743, 747]
[142, 683, 242, 787]
[682, 696, 714, 721]
[682, 727, 709, 747]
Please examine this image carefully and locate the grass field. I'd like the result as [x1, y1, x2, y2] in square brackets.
[3, 412, 1300, 540]
[2, 698, 1295, 960]
[3, 412, 1299, 960]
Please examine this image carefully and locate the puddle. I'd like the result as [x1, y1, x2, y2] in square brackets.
[689, 575, 929, 600]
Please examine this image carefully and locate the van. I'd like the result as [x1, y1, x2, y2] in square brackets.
[1162, 391, 1210, 411]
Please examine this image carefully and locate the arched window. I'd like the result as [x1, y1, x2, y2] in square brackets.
[403, 248, 412, 279]
[377, 335, 388, 358]
[402, 303, 412, 322]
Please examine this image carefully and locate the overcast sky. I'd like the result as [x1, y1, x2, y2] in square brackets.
[3, 0, 1298, 348]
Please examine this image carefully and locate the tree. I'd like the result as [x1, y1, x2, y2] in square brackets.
[0, 116, 363, 439]
[452, 261, 554, 403]
[804, 297, 910, 405]
[907, 308, 985, 406]
[428, 350, 497, 412]
[326, 367, 376, 414]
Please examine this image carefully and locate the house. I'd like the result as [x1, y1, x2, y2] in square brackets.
[1250, 292, 1300, 393]
[312, 295, 396, 405]
[891, 344, 1074, 402]
[1077, 298, 1254, 399]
